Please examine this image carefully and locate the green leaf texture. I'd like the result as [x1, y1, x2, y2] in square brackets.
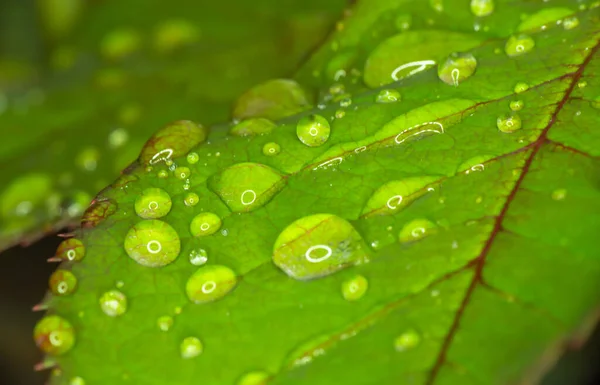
[33, 1, 600, 385]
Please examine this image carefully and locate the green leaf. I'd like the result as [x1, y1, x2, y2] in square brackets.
[33, 1, 600, 385]
[0, 0, 346, 251]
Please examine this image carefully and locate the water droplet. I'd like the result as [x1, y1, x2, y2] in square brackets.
[362, 176, 439, 216]
[398, 219, 437, 243]
[140, 120, 208, 165]
[237, 371, 270, 385]
[157, 170, 169, 178]
[334, 109, 346, 119]
[339, 97, 352, 108]
[296, 114, 331, 147]
[514, 82, 529, 93]
[187, 152, 199, 164]
[517, 7, 573, 31]
[180, 336, 203, 359]
[458, 155, 490, 173]
[190, 212, 221, 237]
[99, 289, 127, 317]
[108, 128, 129, 149]
[577, 81, 587, 89]
[470, 0, 494, 17]
[394, 14, 412, 31]
[429, 0, 443, 12]
[437, 52, 477, 86]
[56, 238, 85, 261]
[376, 89, 401, 103]
[591, 96, 600, 110]
[230, 118, 277, 137]
[100, 28, 141, 60]
[186, 265, 237, 304]
[157, 315, 174, 332]
[69, 376, 85, 385]
[563, 16, 580, 30]
[263, 142, 281, 156]
[134, 188, 172, 219]
[394, 329, 421, 351]
[505, 34, 535, 57]
[124, 220, 181, 267]
[75, 147, 100, 171]
[184, 192, 199, 207]
[496, 114, 522, 133]
[49, 270, 77, 296]
[273, 214, 368, 280]
[81, 199, 117, 228]
[509, 100, 524, 111]
[208, 162, 285, 212]
[341, 275, 368, 301]
[552, 189, 567, 201]
[174, 167, 191, 180]
[154, 19, 199, 53]
[233, 79, 311, 121]
[189, 248, 208, 266]
[34, 315, 75, 355]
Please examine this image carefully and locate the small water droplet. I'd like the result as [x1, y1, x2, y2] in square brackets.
[470, 0, 494, 17]
[49, 270, 77, 296]
[108, 128, 129, 149]
[518, 7, 574, 31]
[56, 238, 85, 261]
[262, 142, 281, 156]
[514, 82, 529, 93]
[190, 212, 221, 237]
[563, 16, 579, 30]
[174, 166, 191, 180]
[341, 275, 368, 301]
[157, 315, 174, 332]
[497, 114, 522, 133]
[339, 97, 352, 108]
[551, 189, 567, 201]
[187, 152, 199, 164]
[577, 81, 587, 89]
[99, 289, 127, 317]
[69, 376, 85, 385]
[134, 188, 172, 219]
[505, 34, 535, 57]
[189, 248, 208, 266]
[157, 170, 169, 178]
[394, 329, 421, 352]
[33, 315, 75, 355]
[394, 14, 412, 31]
[437, 52, 477, 86]
[296, 114, 331, 147]
[237, 370, 271, 385]
[186, 265, 237, 304]
[180, 336, 203, 359]
[334, 109, 346, 119]
[124, 220, 181, 267]
[184, 192, 199, 207]
[75, 147, 100, 171]
[429, 0, 443, 12]
[376, 89, 401, 103]
[273, 214, 368, 280]
[398, 219, 437, 243]
[509, 100, 524, 111]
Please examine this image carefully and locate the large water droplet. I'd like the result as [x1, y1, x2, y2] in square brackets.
[157, 315, 174, 332]
[470, 0, 494, 17]
[134, 188, 172, 219]
[99, 290, 127, 317]
[262, 142, 281, 156]
[398, 219, 437, 243]
[362, 176, 439, 216]
[208, 162, 285, 212]
[190, 212, 221, 237]
[341, 275, 368, 301]
[180, 336, 203, 359]
[504, 35, 535, 57]
[394, 329, 421, 351]
[296, 114, 331, 147]
[496, 114, 522, 133]
[437, 53, 477, 86]
[517, 7, 573, 31]
[124, 220, 181, 267]
[49, 270, 77, 296]
[55, 238, 85, 261]
[33, 315, 75, 355]
[376, 89, 401, 103]
[233, 79, 311, 121]
[237, 371, 271, 385]
[186, 265, 237, 304]
[140, 120, 208, 165]
[230, 118, 277, 137]
[272, 214, 368, 280]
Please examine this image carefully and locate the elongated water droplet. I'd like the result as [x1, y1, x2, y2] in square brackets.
[99, 290, 127, 317]
[470, 0, 494, 17]
[181, 336, 203, 359]
[394, 329, 421, 351]
[262, 142, 281, 156]
[124, 220, 181, 267]
[233, 79, 311, 121]
[376, 89, 401, 103]
[398, 219, 437, 243]
[140, 120, 208, 165]
[49, 270, 77, 296]
[230, 118, 277, 137]
[34, 315, 75, 355]
[296, 114, 331, 147]
[157, 315, 174, 332]
[189, 248, 208, 265]
[362, 176, 439, 216]
[186, 265, 237, 304]
[209, 162, 285, 212]
[517, 7, 573, 31]
[237, 371, 271, 385]
[496, 114, 522, 133]
[190, 212, 221, 237]
[273, 214, 368, 280]
[134, 188, 172, 219]
[341, 275, 368, 301]
[505, 35, 535, 57]
[437, 53, 477, 86]
[56, 238, 85, 261]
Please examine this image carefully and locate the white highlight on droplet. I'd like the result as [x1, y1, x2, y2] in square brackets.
[391, 60, 436, 81]
[201, 281, 216, 294]
[149, 148, 174, 164]
[241, 190, 257, 206]
[305, 245, 333, 263]
[147, 240, 162, 254]
[395, 121, 444, 144]
[386, 195, 403, 209]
